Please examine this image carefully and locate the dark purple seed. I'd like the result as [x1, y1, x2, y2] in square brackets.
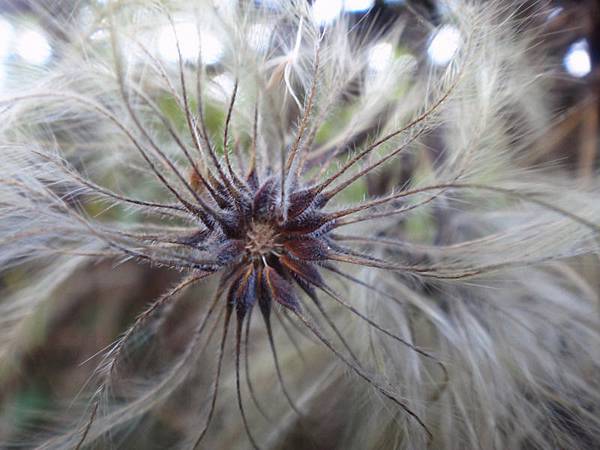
[286, 188, 317, 219]
[279, 255, 324, 288]
[178, 229, 212, 247]
[228, 266, 258, 320]
[215, 239, 245, 265]
[246, 168, 259, 190]
[253, 178, 276, 219]
[283, 236, 329, 260]
[281, 264, 317, 298]
[279, 211, 331, 234]
[263, 266, 301, 312]
[256, 268, 272, 319]
[218, 211, 244, 238]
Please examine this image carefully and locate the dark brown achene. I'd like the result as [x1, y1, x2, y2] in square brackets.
[218, 175, 332, 317]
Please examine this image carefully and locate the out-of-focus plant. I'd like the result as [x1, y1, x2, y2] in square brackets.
[1, 1, 600, 449]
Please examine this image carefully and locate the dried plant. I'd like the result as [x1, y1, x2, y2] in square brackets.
[1, 1, 600, 449]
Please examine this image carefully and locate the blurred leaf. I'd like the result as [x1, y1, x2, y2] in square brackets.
[405, 210, 435, 243]
[315, 104, 356, 145]
[10, 386, 50, 429]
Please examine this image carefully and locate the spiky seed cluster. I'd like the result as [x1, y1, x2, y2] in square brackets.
[219, 176, 330, 315]
[197, 165, 335, 318]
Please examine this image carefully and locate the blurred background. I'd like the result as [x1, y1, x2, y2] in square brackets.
[0, 0, 598, 447]
[0, 0, 598, 168]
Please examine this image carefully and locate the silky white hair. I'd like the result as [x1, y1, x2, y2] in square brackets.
[0, 1, 599, 449]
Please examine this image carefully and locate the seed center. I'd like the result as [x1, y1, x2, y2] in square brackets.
[245, 222, 279, 259]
